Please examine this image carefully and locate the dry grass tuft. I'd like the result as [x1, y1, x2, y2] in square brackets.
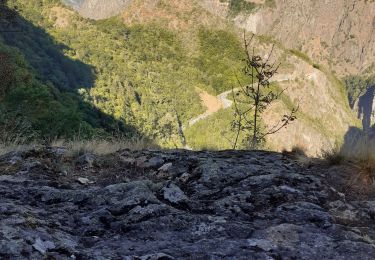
[51, 137, 157, 157]
[291, 145, 307, 156]
[322, 144, 345, 166]
[282, 145, 314, 167]
[323, 135, 375, 185]
[0, 144, 38, 157]
[0, 137, 157, 157]
[295, 154, 315, 167]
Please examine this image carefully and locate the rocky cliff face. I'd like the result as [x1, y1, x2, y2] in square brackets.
[1, 148, 375, 259]
[200, 0, 375, 132]
[201, 0, 375, 77]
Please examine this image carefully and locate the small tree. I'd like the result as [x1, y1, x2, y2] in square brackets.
[232, 32, 298, 149]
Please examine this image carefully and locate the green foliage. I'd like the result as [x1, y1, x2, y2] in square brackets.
[313, 63, 321, 70]
[288, 49, 312, 64]
[47, 9, 249, 146]
[196, 29, 245, 94]
[220, 0, 257, 16]
[344, 75, 375, 108]
[219, 0, 275, 14]
[0, 40, 111, 141]
[3, 0, 253, 147]
[185, 106, 248, 150]
[265, 0, 276, 8]
[0, 0, 358, 151]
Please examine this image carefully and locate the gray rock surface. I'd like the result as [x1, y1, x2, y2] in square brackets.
[0, 148, 374, 259]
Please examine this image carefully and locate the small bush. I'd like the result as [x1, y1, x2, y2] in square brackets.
[291, 145, 307, 156]
[313, 63, 321, 70]
[220, 0, 257, 16]
[289, 49, 312, 64]
[282, 145, 313, 166]
[356, 159, 375, 185]
[0, 143, 37, 156]
[322, 144, 345, 166]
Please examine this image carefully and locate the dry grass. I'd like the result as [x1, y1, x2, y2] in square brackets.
[122, 0, 227, 31]
[282, 145, 315, 167]
[51, 137, 157, 157]
[323, 135, 375, 185]
[321, 143, 345, 166]
[0, 144, 38, 156]
[0, 137, 157, 157]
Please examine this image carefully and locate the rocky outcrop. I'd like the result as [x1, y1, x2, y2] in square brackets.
[0, 147, 374, 259]
[200, 0, 375, 77]
[62, 0, 133, 19]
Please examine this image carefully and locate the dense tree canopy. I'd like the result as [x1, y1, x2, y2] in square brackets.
[0, 0, 250, 147]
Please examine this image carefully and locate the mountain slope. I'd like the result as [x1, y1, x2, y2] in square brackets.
[201, 0, 375, 131]
[1, 0, 360, 154]
[116, 0, 361, 153]
[201, 0, 375, 77]
[0, 13, 127, 143]
[80, 1, 360, 152]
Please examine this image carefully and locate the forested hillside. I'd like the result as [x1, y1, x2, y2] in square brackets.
[1, 0, 250, 147]
[0, 0, 360, 153]
[0, 1, 129, 143]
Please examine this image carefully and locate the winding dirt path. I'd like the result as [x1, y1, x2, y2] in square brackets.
[188, 88, 224, 126]
[188, 73, 298, 127]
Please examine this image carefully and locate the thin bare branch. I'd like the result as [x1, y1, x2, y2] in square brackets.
[231, 32, 298, 149]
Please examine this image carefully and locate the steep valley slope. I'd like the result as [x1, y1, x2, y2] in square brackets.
[2, 2, 375, 259]
[201, 0, 375, 77]
[0, 0, 366, 154]
[61, 0, 361, 154]
[63, 0, 375, 77]
[201, 0, 375, 128]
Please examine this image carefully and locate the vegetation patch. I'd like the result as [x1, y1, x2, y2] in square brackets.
[323, 134, 375, 188]
[344, 74, 375, 108]
[220, 0, 258, 16]
[0, 1, 249, 147]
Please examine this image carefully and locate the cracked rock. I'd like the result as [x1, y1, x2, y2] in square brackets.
[162, 183, 188, 204]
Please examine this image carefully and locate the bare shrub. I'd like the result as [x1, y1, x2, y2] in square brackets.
[232, 32, 298, 149]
